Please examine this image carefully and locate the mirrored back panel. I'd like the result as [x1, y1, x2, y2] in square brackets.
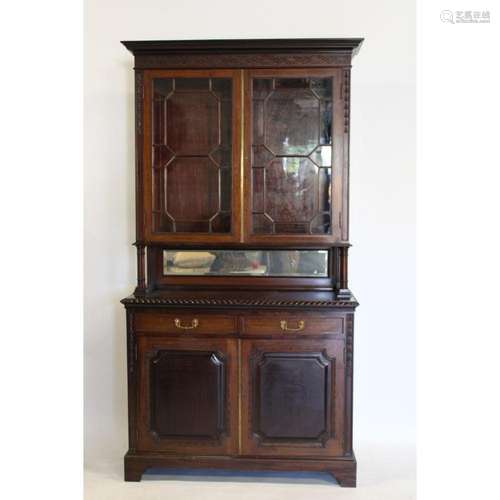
[163, 250, 329, 277]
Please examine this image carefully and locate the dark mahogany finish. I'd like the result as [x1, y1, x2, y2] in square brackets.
[242, 338, 345, 457]
[121, 38, 362, 487]
[143, 69, 242, 244]
[247, 69, 339, 240]
[149, 351, 225, 439]
[151, 74, 234, 235]
[136, 336, 238, 455]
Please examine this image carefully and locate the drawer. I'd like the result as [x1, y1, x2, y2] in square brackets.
[241, 314, 344, 336]
[133, 312, 237, 335]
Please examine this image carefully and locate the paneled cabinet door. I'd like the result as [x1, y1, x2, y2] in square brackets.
[243, 69, 345, 245]
[143, 70, 242, 243]
[136, 336, 238, 454]
[241, 338, 345, 457]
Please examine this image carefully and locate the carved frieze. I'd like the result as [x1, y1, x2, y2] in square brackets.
[135, 53, 352, 69]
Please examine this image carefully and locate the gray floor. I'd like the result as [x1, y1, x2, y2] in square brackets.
[85, 443, 415, 499]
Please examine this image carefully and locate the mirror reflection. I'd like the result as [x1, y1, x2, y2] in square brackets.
[163, 250, 328, 277]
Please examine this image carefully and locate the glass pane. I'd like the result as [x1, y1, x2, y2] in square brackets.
[152, 77, 232, 234]
[211, 78, 232, 99]
[265, 87, 319, 155]
[266, 158, 317, 223]
[251, 76, 333, 235]
[252, 214, 273, 234]
[165, 158, 219, 220]
[174, 78, 209, 91]
[163, 250, 329, 277]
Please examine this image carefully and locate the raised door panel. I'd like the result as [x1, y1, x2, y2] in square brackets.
[241, 338, 345, 457]
[143, 70, 242, 243]
[243, 68, 345, 245]
[137, 337, 237, 454]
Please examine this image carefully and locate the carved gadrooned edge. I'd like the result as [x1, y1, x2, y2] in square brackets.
[135, 53, 352, 69]
[121, 296, 358, 308]
[343, 69, 350, 134]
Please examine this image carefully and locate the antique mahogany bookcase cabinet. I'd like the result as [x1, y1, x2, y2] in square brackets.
[121, 38, 363, 487]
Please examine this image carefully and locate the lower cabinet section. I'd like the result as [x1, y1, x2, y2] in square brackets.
[127, 308, 356, 486]
[136, 337, 238, 455]
[241, 339, 345, 457]
[136, 335, 346, 459]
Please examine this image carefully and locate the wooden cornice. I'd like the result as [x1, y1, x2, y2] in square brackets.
[121, 38, 364, 69]
[122, 38, 364, 55]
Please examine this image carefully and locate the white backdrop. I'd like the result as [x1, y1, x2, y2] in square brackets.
[84, 0, 415, 467]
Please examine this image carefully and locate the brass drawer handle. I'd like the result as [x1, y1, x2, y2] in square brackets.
[280, 320, 305, 332]
[174, 318, 199, 330]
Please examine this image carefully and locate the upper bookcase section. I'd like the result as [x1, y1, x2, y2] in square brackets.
[123, 39, 363, 247]
[121, 38, 364, 69]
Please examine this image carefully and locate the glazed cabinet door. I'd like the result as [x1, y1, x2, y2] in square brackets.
[143, 70, 242, 243]
[243, 69, 345, 245]
[136, 336, 238, 454]
[241, 338, 345, 457]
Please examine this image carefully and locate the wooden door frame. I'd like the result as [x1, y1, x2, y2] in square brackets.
[136, 335, 238, 455]
[141, 69, 243, 244]
[242, 68, 345, 246]
[240, 337, 345, 458]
